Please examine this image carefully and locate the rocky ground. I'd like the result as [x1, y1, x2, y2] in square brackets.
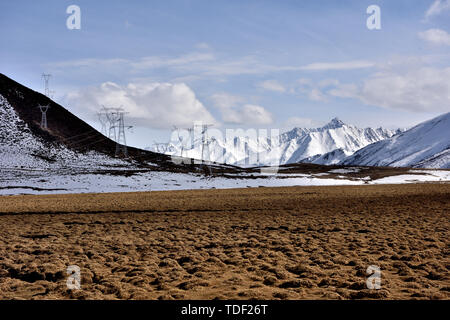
[0, 183, 448, 299]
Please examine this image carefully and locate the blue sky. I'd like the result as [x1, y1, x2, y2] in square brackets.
[1, 0, 450, 148]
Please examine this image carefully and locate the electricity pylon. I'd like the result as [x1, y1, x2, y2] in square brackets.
[244, 141, 249, 166]
[41, 73, 51, 97]
[106, 108, 122, 142]
[200, 124, 213, 161]
[172, 126, 183, 156]
[98, 106, 131, 157]
[184, 127, 194, 149]
[97, 111, 108, 136]
[114, 112, 128, 157]
[37, 105, 50, 129]
[98, 105, 116, 139]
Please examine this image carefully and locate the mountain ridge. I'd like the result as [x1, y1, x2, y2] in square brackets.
[160, 117, 400, 166]
[341, 112, 450, 169]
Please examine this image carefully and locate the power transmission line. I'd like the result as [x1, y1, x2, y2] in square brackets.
[98, 106, 132, 157]
[38, 73, 53, 129]
[113, 112, 130, 157]
[184, 127, 194, 151]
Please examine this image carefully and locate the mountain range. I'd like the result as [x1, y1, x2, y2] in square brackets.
[155, 113, 450, 169]
[156, 118, 401, 166]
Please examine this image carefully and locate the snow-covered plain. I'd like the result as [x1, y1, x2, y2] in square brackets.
[1, 168, 449, 195]
[371, 170, 450, 184]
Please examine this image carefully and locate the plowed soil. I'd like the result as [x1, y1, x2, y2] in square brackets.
[0, 183, 448, 300]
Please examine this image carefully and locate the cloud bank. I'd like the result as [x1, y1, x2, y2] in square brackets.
[65, 81, 217, 130]
[425, 0, 450, 19]
[328, 67, 450, 112]
[418, 28, 450, 46]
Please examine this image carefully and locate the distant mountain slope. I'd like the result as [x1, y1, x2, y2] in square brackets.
[341, 112, 450, 169]
[298, 148, 348, 165]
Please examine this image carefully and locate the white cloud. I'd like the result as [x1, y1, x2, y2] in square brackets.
[211, 93, 244, 110]
[418, 28, 450, 45]
[239, 104, 273, 125]
[46, 53, 215, 73]
[328, 83, 359, 99]
[318, 78, 340, 88]
[255, 77, 345, 102]
[425, 0, 450, 19]
[299, 60, 375, 71]
[195, 42, 211, 50]
[328, 67, 450, 112]
[130, 53, 215, 71]
[48, 52, 376, 83]
[257, 80, 286, 93]
[65, 81, 217, 130]
[308, 88, 328, 102]
[49, 58, 129, 69]
[211, 93, 273, 125]
[295, 78, 328, 102]
[297, 78, 313, 86]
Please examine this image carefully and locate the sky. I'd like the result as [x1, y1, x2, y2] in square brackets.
[1, 0, 450, 149]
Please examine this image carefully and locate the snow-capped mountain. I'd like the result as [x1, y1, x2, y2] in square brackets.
[279, 118, 399, 164]
[154, 118, 400, 166]
[341, 112, 450, 169]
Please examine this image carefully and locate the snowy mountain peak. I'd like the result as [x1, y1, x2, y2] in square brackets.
[322, 117, 345, 130]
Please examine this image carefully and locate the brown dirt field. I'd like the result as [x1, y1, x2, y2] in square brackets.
[0, 183, 448, 300]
